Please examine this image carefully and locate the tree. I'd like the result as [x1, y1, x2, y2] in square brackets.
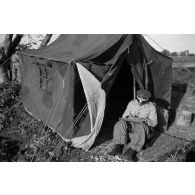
[171, 52, 178, 56]
[161, 49, 170, 56]
[188, 53, 195, 56]
[0, 34, 23, 83]
[0, 34, 53, 84]
[39, 34, 53, 48]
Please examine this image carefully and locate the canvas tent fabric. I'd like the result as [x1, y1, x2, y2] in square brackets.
[71, 62, 106, 148]
[18, 34, 173, 151]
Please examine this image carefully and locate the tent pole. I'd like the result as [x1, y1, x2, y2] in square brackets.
[133, 77, 136, 99]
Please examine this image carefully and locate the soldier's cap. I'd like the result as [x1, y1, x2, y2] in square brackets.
[137, 89, 151, 99]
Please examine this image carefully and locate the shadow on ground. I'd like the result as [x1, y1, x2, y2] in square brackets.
[185, 143, 195, 162]
[168, 82, 187, 126]
[0, 136, 21, 161]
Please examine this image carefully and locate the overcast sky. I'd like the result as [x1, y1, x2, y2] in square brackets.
[1, 34, 195, 53]
[144, 34, 195, 53]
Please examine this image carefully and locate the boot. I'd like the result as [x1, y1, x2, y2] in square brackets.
[109, 144, 124, 156]
[122, 148, 138, 162]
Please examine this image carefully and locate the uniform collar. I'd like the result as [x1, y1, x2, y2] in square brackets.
[135, 99, 149, 106]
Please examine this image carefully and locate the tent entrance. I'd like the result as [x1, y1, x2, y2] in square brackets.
[93, 58, 134, 146]
[105, 58, 134, 123]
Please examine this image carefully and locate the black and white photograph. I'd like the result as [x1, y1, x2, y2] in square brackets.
[1, 1, 195, 194]
[0, 34, 195, 162]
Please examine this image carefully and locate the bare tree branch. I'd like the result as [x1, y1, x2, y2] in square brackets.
[2, 34, 23, 60]
[0, 46, 6, 64]
[28, 34, 36, 42]
[39, 34, 53, 48]
[11, 34, 23, 52]
[0, 34, 23, 82]
[3, 34, 13, 58]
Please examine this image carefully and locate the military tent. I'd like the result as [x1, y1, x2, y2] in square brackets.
[18, 34, 172, 151]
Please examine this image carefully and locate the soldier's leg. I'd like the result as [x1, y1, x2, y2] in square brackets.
[122, 123, 149, 161]
[128, 122, 148, 152]
[113, 119, 128, 145]
[109, 119, 129, 156]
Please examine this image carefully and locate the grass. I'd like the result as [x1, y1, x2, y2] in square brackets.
[172, 56, 195, 63]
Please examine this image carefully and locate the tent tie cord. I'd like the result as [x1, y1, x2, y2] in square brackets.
[144, 34, 165, 51]
[31, 63, 71, 162]
[71, 58, 76, 64]
[0, 56, 12, 67]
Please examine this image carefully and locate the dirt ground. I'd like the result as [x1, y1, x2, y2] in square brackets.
[0, 67, 195, 162]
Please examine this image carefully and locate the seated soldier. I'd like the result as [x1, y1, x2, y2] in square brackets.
[109, 89, 157, 161]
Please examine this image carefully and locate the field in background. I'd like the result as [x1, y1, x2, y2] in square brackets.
[172, 56, 195, 63]
[172, 56, 195, 68]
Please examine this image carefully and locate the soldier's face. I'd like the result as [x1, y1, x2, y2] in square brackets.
[137, 96, 148, 104]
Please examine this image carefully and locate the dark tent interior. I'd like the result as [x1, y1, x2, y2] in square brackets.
[94, 57, 135, 145]
[105, 58, 134, 121]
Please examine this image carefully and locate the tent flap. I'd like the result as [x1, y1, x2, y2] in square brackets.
[71, 63, 106, 151]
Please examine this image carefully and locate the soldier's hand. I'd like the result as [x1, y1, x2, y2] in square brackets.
[144, 119, 153, 126]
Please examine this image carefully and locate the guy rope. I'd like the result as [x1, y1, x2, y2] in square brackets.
[46, 58, 120, 161]
[31, 63, 71, 161]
